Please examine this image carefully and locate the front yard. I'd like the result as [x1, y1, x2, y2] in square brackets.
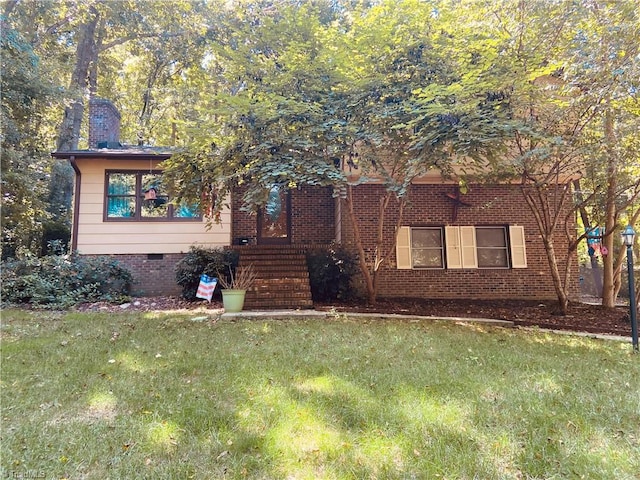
[1, 309, 639, 479]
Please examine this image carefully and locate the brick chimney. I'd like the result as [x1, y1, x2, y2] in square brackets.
[88, 98, 121, 148]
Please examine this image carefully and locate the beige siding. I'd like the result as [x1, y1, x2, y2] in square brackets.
[74, 158, 231, 255]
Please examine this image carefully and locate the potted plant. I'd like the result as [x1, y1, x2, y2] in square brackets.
[218, 264, 257, 312]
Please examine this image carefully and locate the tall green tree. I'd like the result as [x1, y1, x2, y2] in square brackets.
[567, 0, 640, 307]
[163, 0, 496, 302]
[406, 0, 638, 313]
[5, 0, 214, 245]
[1, 17, 60, 258]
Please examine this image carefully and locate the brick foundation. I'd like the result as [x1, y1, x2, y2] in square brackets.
[94, 253, 185, 297]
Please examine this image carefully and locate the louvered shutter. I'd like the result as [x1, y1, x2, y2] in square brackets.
[460, 226, 478, 268]
[445, 226, 462, 269]
[396, 226, 412, 269]
[509, 225, 527, 268]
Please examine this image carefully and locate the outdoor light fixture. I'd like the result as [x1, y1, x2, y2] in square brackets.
[621, 225, 636, 248]
[621, 225, 638, 352]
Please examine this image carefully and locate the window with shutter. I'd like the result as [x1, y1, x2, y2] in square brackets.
[476, 226, 508, 268]
[398, 225, 527, 270]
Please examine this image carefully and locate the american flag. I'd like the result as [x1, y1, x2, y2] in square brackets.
[196, 274, 218, 302]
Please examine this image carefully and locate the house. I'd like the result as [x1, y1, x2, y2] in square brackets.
[52, 98, 231, 297]
[54, 98, 579, 306]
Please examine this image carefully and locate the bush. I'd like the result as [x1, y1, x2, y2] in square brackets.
[306, 245, 358, 302]
[175, 246, 239, 300]
[1, 253, 132, 309]
[41, 220, 71, 256]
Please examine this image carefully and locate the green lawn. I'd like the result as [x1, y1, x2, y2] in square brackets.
[1, 309, 639, 479]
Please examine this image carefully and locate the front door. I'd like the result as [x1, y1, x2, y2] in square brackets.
[257, 185, 291, 244]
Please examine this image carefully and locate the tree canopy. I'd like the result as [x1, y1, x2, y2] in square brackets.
[2, 0, 638, 306]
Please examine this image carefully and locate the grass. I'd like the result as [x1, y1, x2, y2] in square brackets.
[1, 309, 639, 480]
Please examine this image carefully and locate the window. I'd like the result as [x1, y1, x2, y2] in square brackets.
[411, 228, 444, 268]
[396, 225, 527, 270]
[105, 171, 200, 221]
[476, 227, 508, 268]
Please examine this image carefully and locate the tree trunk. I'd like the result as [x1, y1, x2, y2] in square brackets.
[601, 108, 619, 308]
[521, 183, 570, 314]
[343, 185, 407, 304]
[344, 188, 376, 304]
[52, 6, 99, 230]
[56, 6, 99, 151]
[573, 179, 603, 296]
[543, 235, 570, 315]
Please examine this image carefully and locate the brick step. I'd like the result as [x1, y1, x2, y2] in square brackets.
[248, 262, 308, 274]
[235, 245, 310, 252]
[239, 262, 308, 273]
[255, 272, 309, 285]
[239, 253, 307, 260]
[244, 298, 314, 309]
[248, 289, 311, 298]
[254, 272, 309, 278]
[253, 280, 309, 288]
[237, 246, 314, 310]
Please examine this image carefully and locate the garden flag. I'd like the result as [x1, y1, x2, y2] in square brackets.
[196, 274, 217, 302]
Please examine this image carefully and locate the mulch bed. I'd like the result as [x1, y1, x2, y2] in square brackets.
[76, 296, 634, 337]
[317, 297, 633, 337]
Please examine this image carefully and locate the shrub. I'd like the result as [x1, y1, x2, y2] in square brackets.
[175, 246, 239, 300]
[306, 245, 358, 302]
[41, 220, 71, 256]
[1, 253, 132, 309]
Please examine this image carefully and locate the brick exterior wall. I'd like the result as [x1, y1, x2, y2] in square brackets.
[91, 253, 185, 297]
[88, 98, 121, 148]
[231, 185, 335, 245]
[87, 182, 579, 301]
[339, 183, 579, 301]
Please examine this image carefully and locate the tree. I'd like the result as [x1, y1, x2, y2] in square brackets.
[568, 0, 640, 307]
[405, 0, 639, 314]
[0, 17, 61, 258]
[163, 0, 474, 303]
[5, 0, 214, 242]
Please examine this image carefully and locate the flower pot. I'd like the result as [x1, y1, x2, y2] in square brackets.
[221, 289, 246, 312]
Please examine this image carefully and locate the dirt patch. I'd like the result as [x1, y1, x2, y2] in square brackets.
[76, 295, 634, 337]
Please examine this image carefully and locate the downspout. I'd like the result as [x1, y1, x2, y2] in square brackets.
[69, 156, 80, 252]
[335, 193, 342, 244]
